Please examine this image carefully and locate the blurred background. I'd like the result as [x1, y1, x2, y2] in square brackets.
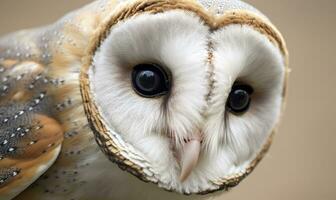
[0, 0, 335, 200]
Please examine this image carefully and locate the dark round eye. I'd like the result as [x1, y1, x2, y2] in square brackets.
[132, 64, 170, 97]
[227, 84, 254, 114]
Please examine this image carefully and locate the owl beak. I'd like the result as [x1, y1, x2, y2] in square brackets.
[179, 134, 202, 182]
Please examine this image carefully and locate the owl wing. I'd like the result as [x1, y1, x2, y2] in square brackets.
[0, 58, 64, 199]
[0, 2, 110, 198]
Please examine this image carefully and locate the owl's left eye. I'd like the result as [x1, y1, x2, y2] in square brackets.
[132, 64, 170, 98]
[227, 83, 254, 114]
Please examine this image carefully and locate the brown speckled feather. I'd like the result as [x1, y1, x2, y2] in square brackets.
[0, 59, 65, 199]
[0, 1, 119, 199]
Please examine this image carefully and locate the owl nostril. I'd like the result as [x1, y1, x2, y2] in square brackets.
[183, 136, 203, 144]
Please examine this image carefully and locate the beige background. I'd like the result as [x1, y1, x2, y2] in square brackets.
[0, 0, 335, 200]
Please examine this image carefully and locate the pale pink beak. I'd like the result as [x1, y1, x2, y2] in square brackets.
[179, 134, 202, 182]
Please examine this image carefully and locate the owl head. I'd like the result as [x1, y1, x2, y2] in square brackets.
[79, 0, 289, 195]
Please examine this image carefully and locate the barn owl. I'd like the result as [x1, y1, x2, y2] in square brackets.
[0, 0, 289, 199]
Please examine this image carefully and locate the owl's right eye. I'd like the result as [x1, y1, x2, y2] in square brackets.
[132, 64, 170, 98]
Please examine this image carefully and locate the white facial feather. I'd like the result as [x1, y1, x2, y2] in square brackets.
[91, 10, 210, 148]
[202, 24, 285, 181]
[90, 10, 285, 193]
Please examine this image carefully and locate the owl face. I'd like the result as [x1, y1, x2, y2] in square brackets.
[81, 0, 288, 195]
